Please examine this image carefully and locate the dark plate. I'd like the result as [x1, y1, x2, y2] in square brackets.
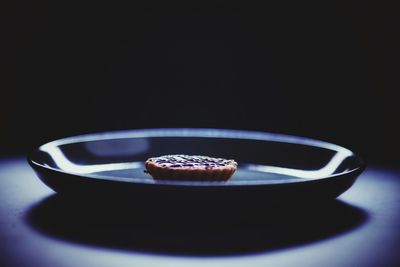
[28, 128, 364, 205]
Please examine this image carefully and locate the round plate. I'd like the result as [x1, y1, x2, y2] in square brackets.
[28, 128, 365, 205]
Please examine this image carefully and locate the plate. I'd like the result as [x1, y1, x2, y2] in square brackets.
[28, 128, 365, 205]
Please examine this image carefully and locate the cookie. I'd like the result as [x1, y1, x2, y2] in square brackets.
[145, 155, 237, 181]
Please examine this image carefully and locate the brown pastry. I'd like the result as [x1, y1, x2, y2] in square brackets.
[145, 155, 237, 181]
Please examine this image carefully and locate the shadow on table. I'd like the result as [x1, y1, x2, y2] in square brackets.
[25, 194, 368, 256]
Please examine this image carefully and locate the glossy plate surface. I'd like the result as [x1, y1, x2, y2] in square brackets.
[29, 128, 365, 204]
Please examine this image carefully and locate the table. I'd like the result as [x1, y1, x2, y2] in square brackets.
[1, 157, 400, 267]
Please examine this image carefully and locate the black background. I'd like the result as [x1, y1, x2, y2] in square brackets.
[4, 1, 399, 165]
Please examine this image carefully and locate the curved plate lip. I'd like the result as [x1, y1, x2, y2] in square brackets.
[28, 128, 366, 188]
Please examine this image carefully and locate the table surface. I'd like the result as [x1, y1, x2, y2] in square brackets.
[1, 157, 400, 267]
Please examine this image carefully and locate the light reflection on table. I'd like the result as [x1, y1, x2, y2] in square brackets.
[0, 157, 400, 267]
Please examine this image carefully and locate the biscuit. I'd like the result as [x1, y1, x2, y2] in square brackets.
[145, 155, 237, 181]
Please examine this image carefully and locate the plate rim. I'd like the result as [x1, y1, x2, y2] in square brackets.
[28, 128, 366, 188]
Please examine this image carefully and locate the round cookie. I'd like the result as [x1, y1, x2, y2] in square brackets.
[145, 155, 237, 181]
